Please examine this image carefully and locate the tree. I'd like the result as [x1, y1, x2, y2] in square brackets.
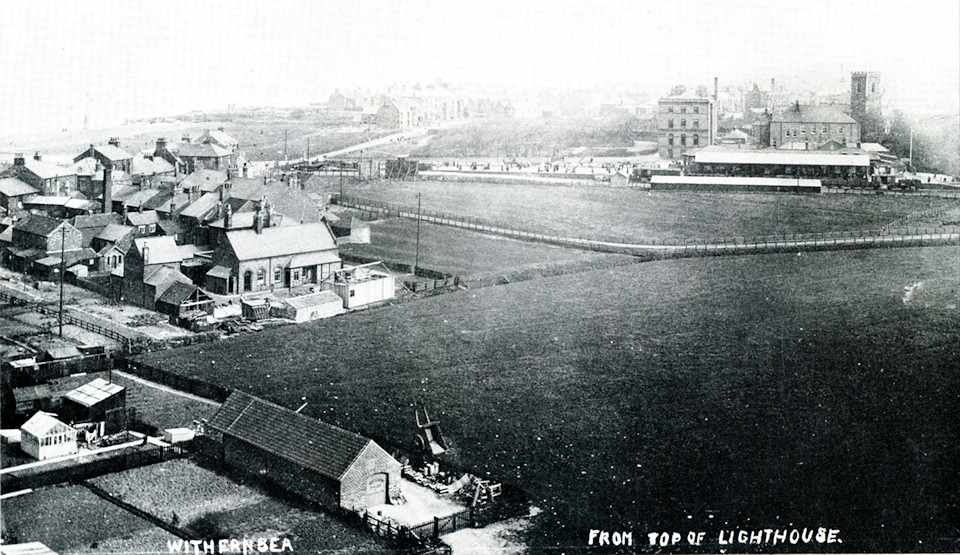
[670, 84, 687, 97]
[696, 85, 710, 98]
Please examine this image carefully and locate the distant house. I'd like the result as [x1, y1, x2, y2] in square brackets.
[93, 223, 135, 253]
[322, 263, 396, 309]
[62, 378, 126, 434]
[152, 138, 186, 175]
[272, 290, 344, 322]
[125, 210, 161, 237]
[121, 236, 190, 308]
[769, 103, 860, 149]
[4, 215, 87, 277]
[609, 170, 631, 188]
[375, 101, 401, 129]
[209, 391, 402, 512]
[20, 411, 78, 461]
[72, 213, 121, 248]
[180, 169, 228, 196]
[196, 127, 239, 151]
[206, 211, 341, 295]
[0, 177, 38, 220]
[177, 139, 233, 173]
[73, 138, 134, 174]
[13, 153, 78, 196]
[155, 281, 212, 321]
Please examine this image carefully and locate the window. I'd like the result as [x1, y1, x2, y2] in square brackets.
[668, 133, 674, 145]
[693, 119, 699, 129]
[668, 119, 674, 129]
[839, 126, 844, 134]
[681, 106, 687, 113]
[680, 134, 687, 146]
[292, 268, 301, 282]
[273, 267, 282, 283]
[256, 268, 265, 286]
[681, 119, 686, 128]
[793, 129, 798, 137]
[349, 289, 355, 297]
[694, 106, 699, 114]
[668, 148, 674, 158]
[138, 225, 145, 234]
[871, 83, 875, 93]
[823, 126, 828, 134]
[149, 224, 156, 233]
[668, 107, 674, 113]
[800, 128, 805, 135]
[693, 134, 700, 146]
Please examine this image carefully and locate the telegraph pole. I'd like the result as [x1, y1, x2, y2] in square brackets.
[339, 161, 344, 199]
[284, 129, 288, 161]
[415, 193, 422, 273]
[58, 225, 65, 337]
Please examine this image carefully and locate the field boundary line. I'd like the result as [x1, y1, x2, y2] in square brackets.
[112, 370, 223, 407]
[81, 481, 193, 541]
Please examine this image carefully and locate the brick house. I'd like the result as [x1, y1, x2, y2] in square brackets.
[204, 206, 340, 295]
[177, 139, 233, 174]
[5, 214, 83, 272]
[73, 139, 133, 174]
[121, 236, 190, 308]
[209, 391, 402, 512]
[0, 177, 39, 220]
[13, 153, 78, 196]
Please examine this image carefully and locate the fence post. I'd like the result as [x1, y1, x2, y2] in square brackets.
[434, 516, 440, 538]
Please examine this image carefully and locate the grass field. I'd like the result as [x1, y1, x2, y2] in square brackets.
[140, 246, 960, 552]
[90, 459, 393, 554]
[110, 373, 220, 431]
[339, 218, 637, 283]
[343, 180, 959, 243]
[1, 483, 177, 553]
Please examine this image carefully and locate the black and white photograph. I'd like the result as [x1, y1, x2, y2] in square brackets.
[0, 1, 958, 553]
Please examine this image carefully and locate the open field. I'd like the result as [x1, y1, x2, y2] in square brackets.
[90, 459, 394, 554]
[1, 483, 177, 553]
[339, 217, 637, 284]
[344, 180, 960, 243]
[110, 373, 220, 431]
[141, 246, 960, 552]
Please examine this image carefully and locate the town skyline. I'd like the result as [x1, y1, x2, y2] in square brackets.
[1, 0, 958, 135]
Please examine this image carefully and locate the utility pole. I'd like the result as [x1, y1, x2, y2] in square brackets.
[339, 161, 344, 199]
[415, 193, 422, 273]
[284, 129, 288, 162]
[306, 138, 310, 162]
[58, 225, 65, 337]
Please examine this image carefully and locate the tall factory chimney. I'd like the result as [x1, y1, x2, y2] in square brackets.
[714, 77, 718, 101]
[102, 167, 113, 214]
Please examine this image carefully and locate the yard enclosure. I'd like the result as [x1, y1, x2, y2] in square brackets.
[344, 180, 958, 243]
[140, 247, 960, 552]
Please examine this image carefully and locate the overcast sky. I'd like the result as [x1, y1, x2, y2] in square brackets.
[1, 0, 957, 133]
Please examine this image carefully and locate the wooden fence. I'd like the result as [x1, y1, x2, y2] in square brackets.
[123, 359, 231, 403]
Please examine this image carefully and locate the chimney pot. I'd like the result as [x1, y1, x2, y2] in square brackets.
[33, 152, 41, 161]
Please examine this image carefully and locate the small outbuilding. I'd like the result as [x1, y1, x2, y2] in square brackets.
[20, 411, 78, 460]
[209, 391, 402, 512]
[272, 291, 345, 323]
[322, 263, 396, 309]
[329, 215, 370, 244]
[62, 377, 126, 434]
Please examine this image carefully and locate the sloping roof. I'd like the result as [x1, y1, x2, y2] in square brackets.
[14, 214, 63, 237]
[64, 377, 124, 407]
[13, 384, 54, 405]
[23, 159, 76, 179]
[0, 541, 59, 555]
[651, 175, 822, 189]
[81, 144, 133, 162]
[330, 215, 368, 230]
[126, 210, 160, 226]
[178, 142, 232, 158]
[206, 265, 232, 279]
[693, 147, 870, 167]
[723, 129, 749, 140]
[20, 412, 72, 437]
[227, 177, 263, 200]
[73, 158, 98, 176]
[157, 218, 184, 235]
[210, 391, 376, 481]
[96, 223, 134, 243]
[859, 142, 889, 153]
[123, 189, 163, 209]
[180, 169, 228, 192]
[46, 345, 82, 360]
[198, 129, 238, 148]
[0, 177, 39, 197]
[134, 236, 183, 265]
[772, 104, 857, 124]
[156, 192, 192, 215]
[179, 192, 220, 220]
[225, 222, 337, 261]
[156, 281, 200, 306]
[72, 213, 120, 230]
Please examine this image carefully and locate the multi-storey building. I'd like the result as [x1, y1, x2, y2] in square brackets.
[657, 92, 717, 159]
[769, 103, 860, 149]
[850, 71, 882, 141]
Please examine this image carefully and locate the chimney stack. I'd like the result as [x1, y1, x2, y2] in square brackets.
[218, 126, 225, 132]
[89, 144, 96, 159]
[714, 77, 718, 101]
[33, 152, 42, 161]
[156, 138, 166, 152]
[254, 202, 264, 234]
[13, 153, 24, 166]
[771, 78, 775, 91]
[108, 137, 120, 147]
[181, 134, 191, 144]
[263, 198, 272, 228]
[103, 167, 113, 214]
[142, 245, 149, 264]
[224, 204, 232, 229]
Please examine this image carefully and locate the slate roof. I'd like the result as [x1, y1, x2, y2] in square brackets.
[210, 391, 376, 480]
[73, 158, 98, 177]
[0, 177, 38, 197]
[180, 169, 228, 192]
[122, 189, 163, 209]
[14, 214, 63, 237]
[72, 213, 120, 230]
[225, 222, 337, 261]
[772, 104, 857, 124]
[22, 159, 76, 179]
[87, 144, 133, 162]
[179, 192, 220, 220]
[178, 142, 232, 158]
[330, 215, 368, 230]
[95, 223, 134, 243]
[126, 210, 160, 226]
[64, 378, 124, 407]
[197, 129, 239, 148]
[134, 236, 183, 265]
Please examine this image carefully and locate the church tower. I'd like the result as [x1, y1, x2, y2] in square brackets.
[851, 72, 882, 141]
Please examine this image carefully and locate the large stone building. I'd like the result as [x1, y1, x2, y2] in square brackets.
[850, 71, 882, 141]
[769, 103, 860, 149]
[658, 92, 717, 159]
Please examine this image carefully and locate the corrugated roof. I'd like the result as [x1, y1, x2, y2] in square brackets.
[0, 177, 39, 197]
[694, 149, 870, 167]
[20, 411, 72, 437]
[226, 222, 337, 261]
[772, 104, 857, 124]
[134, 236, 183, 265]
[210, 391, 375, 481]
[64, 377, 124, 407]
